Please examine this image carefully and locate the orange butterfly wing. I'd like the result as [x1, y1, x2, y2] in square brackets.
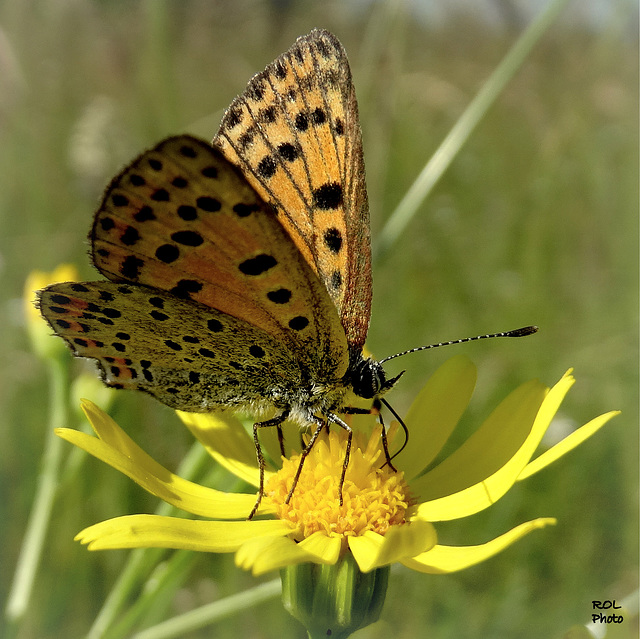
[214, 29, 371, 352]
[89, 135, 349, 385]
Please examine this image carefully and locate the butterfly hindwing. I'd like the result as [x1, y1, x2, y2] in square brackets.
[38, 281, 324, 412]
[90, 135, 348, 382]
[214, 28, 371, 351]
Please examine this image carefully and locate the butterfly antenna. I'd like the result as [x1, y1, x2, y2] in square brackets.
[379, 325, 538, 364]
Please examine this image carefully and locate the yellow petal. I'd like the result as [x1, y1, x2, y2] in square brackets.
[298, 531, 342, 565]
[348, 520, 437, 573]
[178, 411, 304, 481]
[400, 518, 556, 574]
[399, 355, 477, 481]
[518, 410, 620, 480]
[412, 379, 547, 502]
[236, 534, 316, 575]
[57, 401, 272, 519]
[414, 373, 574, 520]
[177, 411, 264, 486]
[76, 515, 290, 552]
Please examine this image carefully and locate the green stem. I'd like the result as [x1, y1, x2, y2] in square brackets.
[4, 356, 70, 633]
[86, 441, 213, 639]
[105, 550, 198, 639]
[373, 0, 571, 262]
[129, 579, 281, 639]
[87, 547, 168, 639]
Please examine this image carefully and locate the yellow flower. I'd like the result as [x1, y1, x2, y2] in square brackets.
[57, 355, 618, 578]
[24, 265, 79, 323]
[24, 265, 79, 359]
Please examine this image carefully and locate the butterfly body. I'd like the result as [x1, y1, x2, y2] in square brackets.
[39, 30, 385, 409]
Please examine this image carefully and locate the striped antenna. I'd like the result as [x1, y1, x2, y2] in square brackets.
[379, 326, 538, 364]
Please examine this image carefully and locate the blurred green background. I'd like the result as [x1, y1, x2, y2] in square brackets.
[1, 1, 637, 637]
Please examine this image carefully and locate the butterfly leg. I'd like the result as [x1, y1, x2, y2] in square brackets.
[285, 414, 354, 507]
[375, 410, 397, 473]
[341, 403, 397, 472]
[248, 409, 290, 520]
[327, 413, 354, 506]
[285, 416, 325, 505]
[276, 424, 286, 457]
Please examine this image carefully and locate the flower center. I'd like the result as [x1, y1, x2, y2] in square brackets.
[264, 426, 412, 540]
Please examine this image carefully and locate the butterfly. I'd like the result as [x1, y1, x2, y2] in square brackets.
[38, 29, 402, 516]
[37, 29, 536, 517]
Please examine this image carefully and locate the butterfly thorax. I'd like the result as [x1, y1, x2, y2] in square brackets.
[250, 352, 400, 429]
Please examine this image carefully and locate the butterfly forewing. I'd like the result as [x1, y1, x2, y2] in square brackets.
[214, 29, 371, 351]
[89, 135, 348, 380]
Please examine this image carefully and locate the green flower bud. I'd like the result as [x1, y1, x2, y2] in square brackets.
[281, 554, 389, 639]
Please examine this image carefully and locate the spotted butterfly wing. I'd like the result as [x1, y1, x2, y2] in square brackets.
[40, 281, 325, 412]
[39, 136, 350, 411]
[214, 29, 371, 353]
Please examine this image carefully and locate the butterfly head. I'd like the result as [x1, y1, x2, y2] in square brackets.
[348, 354, 404, 400]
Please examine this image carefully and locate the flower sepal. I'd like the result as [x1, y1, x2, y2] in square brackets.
[281, 553, 389, 639]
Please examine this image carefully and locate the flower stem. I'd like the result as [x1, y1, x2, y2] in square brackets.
[4, 356, 70, 632]
[86, 441, 217, 639]
[129, 579, 282, 639]
[104, 550, 199, 639]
